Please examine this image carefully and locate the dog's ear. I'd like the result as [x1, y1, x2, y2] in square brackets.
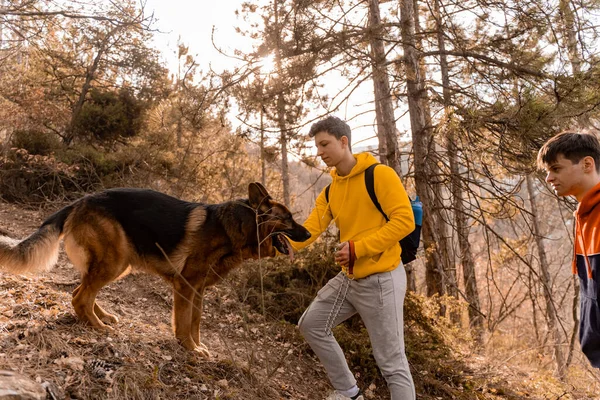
[248, 182, 271, 210]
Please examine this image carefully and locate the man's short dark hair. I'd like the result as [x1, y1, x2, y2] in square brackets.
[537, 131, 600, 172]
[308, 116, 352, 149]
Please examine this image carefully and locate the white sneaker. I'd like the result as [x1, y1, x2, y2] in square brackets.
[325, 391, 364, 400]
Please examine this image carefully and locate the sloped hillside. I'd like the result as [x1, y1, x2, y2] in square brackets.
[0, 202, 594, 400]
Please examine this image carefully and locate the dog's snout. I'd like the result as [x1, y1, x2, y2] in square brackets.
[295, 226, 311, 242]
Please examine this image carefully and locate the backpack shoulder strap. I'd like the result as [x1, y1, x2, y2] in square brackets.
[365, 163, 389, 221]
[325, 184, 331, 203]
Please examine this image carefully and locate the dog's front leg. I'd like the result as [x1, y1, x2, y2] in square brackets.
[172, 278, 199, 353]
[190, 286, 210, 358]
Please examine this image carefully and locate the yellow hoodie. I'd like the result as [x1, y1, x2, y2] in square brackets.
[293, 152, 415, 279]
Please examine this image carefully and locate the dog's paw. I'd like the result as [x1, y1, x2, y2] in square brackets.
[193, 343, 210, 358]
[81, 319, 115, 332]
[178, 336, 200, 351]
[100, 324, 115, 333]
[100, 314, 119, 324]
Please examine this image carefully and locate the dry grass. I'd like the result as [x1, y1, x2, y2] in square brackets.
[0, 269, 328, 400]
[1, 202, 599, 400]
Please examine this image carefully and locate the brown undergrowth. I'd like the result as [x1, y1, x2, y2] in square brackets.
[0, 202, 597, 399]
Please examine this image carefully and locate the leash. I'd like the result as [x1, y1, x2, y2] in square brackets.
[324, 273, 350, 336]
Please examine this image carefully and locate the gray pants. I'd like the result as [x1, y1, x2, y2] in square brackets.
[299, 266, 415, 400]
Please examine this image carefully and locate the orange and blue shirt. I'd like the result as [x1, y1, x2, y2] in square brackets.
[573, 180, 600, 368]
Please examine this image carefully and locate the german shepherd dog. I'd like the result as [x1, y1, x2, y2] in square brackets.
[0, 183, 310, 357]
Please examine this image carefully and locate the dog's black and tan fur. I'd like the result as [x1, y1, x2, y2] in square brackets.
[0, 183, 310, 357]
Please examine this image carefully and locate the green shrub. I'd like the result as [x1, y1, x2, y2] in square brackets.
[72, 88, 145, 142]
[10, 129, 61, 156]
[235, 237, 339, 323]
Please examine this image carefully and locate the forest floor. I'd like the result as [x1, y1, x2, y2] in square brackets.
[0, 202, 599, 400]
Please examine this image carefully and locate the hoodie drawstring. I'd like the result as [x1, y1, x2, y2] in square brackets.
[324, 273, 350, 336]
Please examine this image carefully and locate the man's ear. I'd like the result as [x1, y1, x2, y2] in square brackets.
[583, 156, 597, 173]
[341, 135, 349, 148]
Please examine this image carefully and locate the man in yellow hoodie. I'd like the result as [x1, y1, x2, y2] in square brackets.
[294, 116, 416, 400]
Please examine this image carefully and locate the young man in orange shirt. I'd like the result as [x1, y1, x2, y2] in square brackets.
[538, 131, 600, 368]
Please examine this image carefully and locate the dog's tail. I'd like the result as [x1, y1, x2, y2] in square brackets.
[0, 204, 74, 274]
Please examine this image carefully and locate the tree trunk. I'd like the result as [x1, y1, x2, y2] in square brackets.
[66, 27, 119, 145]
[433, 0, 481, 332]
[558, 0, 581, 75]
[399, 0, 445, 298]
[417, 0, 456, 313]
[558, 0, 588, 128]
[274, 0, 290, 206]
[528, 269, 541, 344]
[526, 175, 566, 379]
[176, 46, 183, 148]
[176, 118, 183, 148]
[276, 95, 290, 206]
[260, 106, 266, 186]
[0, 0, 3, 49]
[367, 0, 399, 173]
[565, 275, 579, 369]
[66, 46, 106, 144]
[449, 135, 484, 338]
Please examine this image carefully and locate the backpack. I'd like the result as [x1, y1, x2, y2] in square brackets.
[324, 163, 422, 265]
